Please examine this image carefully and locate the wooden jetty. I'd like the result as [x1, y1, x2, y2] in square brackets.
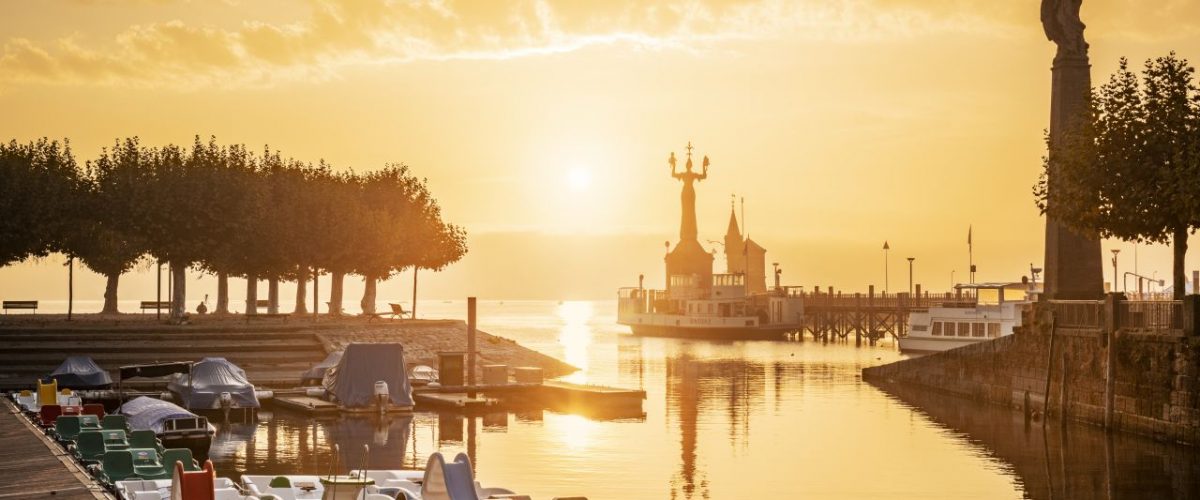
[270, 394, 340, 415]
[792, 286, 976, 344]
[1, 400, 112, 499]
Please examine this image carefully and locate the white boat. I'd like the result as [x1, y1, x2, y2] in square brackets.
[115, 477, 248, 500]
[898, 282, 1039, 354]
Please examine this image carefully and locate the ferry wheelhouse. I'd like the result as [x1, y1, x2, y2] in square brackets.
[898, 282, 1039, 354]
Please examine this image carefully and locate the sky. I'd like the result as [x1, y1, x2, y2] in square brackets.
[2, 0, 1200, 306]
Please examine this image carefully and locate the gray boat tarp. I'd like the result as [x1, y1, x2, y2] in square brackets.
[120, 396, 199, 435]
[167, 357, 260, 410]
[301, 350, 344, 385]
[323, 343, 413, 408]
[49, 356, 113, 389]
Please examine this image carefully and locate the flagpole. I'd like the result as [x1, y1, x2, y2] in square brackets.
[883, 241, 890, 294]
[968, 226, 974, 284]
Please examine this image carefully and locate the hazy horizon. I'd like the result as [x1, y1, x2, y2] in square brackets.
[3, 1, 1200, 305]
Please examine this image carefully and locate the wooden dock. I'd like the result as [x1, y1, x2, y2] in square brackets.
[1, 400, 112, 499]
[270, 395, 340, 415]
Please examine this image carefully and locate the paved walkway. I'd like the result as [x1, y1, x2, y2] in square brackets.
[0, 400, 110, 499]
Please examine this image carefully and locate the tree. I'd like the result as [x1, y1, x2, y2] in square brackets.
[68, 139, 150, 314]
[0, 139, 78, 266]
[1036, 54, 1200, 299]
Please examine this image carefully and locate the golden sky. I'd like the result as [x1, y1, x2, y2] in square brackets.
[3, 0, 1200, 303]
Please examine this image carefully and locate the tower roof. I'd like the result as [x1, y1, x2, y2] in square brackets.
[725, 207, 741, 238]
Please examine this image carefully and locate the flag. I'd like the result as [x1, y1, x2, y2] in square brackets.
[883, 241, 890, 250]
[967, 226, 972, 246]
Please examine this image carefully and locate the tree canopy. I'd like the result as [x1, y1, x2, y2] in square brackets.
[1036, 53, 1200, 298]
[0, 136, 467, 315]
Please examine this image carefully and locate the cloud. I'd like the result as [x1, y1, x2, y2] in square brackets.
[0, 0, 1161, 89]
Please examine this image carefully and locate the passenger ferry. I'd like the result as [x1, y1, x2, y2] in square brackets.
[616, 143, 805, 340]
[898, 282, 1039, 354]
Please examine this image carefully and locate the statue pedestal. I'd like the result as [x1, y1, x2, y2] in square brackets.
[1044, 55, 1104, 300]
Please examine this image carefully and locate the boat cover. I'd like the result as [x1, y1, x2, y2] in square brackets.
[300, 351, 344, 385]
[167, 357, 260, 410]
[49, 356, 113, 389]
[323, 343, 414, 408]
[120, 396, 199, 435]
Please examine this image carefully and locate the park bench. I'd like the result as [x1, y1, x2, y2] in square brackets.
[2, 300, 38, 314]
[246, 299, 289, 323]
[365, 303, 411, 322]
[139, 301, 171, 314]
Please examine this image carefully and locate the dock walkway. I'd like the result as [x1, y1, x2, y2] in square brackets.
[0, 400, 111, 499]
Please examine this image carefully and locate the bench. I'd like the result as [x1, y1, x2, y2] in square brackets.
[139, 301, 171, 313]
[366, 302, 411, 322]
[2, 300, 38, 314]
[246, 299, 289, 323]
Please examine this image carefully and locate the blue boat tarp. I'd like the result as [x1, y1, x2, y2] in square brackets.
[301, 351, 343, 385]
[49, 356, 113, 389]
[167, 357, 260, 410]
[323, 343, 413, 408]
[120, 396, 198, 435]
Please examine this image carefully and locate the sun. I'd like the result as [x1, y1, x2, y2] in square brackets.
[566, 167, 592, 192]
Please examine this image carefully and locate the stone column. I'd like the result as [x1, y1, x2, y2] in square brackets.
[1043, 24, 1104, 300]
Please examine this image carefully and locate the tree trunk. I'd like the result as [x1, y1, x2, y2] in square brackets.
[170, 262, 187, 320]
[245, 274, 258, 315]
[1174, 226, 1188, 300]
[294, 267, 309, 314]
[412, 268, 419, 320]
[361, 274, 377, 315]
[215, 272, 230, 315]
[268, 278, 280, 314]
[101, 272, 120, 314]
[330, 271, 345, 315]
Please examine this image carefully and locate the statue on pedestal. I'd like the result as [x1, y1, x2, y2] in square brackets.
[670, 142, 708, 242]
[1041, 0, 1087, 60]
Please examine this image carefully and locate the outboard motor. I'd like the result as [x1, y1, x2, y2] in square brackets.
[218, 391, 233, 422]
[374, 381, 389, 415]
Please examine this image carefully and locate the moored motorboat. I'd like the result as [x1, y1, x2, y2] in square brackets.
[898, 282, 1038, 354]
[120, 396, 215, 459]
[167, 357, 261, 420]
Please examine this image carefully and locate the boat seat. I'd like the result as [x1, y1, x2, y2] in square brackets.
[132, 492, 160, 500]
[37, 379, 58, 407]
[102, 430, 130, 451]
[129, 429, 163, 452]
[268, 476, 292, 488]
[161, 448, 199, 476]
[79, 414, 102, 430]
[102, 414, 128, 431]
[61, 405, 83, 416]
[38, 405, 63, 427]
[170, 459, 216, 500]
[82, 403, 106, 418]
[74, 430, 106, 462]
[53, 416, 83, 442]
[99, 450, 137, 484]
[421, 452, 482, 500]
[131, 448, 168, 479]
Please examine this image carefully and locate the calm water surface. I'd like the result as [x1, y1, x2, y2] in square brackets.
[204, 300, 1200, 499]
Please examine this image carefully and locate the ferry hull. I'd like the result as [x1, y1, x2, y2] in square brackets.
[897, 336, 987, 354]
[627, 323, 795, 341]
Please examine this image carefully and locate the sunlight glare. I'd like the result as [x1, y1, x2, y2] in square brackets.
[566, 167, 592, 192]
[557, 301, 593, 384]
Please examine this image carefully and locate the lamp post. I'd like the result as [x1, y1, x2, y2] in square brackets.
[951, 270, 956, 289]
[907, 257, 915, 295]
[1110, 249, 1120, 293]
[883, 241, 890, 294]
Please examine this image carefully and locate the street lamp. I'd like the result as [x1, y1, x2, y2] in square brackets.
[883, 241, 890, 293]
[907, 257, 915, 295]
[1110, 249, 1120, 293]
[951, 269, 956, 289]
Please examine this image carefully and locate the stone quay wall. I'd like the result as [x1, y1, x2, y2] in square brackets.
[863, 295, 1200, 445]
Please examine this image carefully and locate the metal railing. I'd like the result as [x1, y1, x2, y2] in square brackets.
[1046, 300, 1104, 329]
[1119, 300, 1183, 330]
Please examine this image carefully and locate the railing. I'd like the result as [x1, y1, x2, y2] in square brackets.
[795, 291, 977, 309]
[1046, 300, 1104, 329]
[1119, 300, 1183, 330]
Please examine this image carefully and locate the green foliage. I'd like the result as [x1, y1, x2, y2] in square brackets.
[68, 138, 150, 277]
[1036, 53, 1200, 297]
[0, 139, 79, 266]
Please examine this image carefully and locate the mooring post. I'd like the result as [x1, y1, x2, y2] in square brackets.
[1103, 293, 1122, 429]
[1042, 311, 1057, 426]
[1059, 350, 1069, 426]
[868, 285, 876, 342]
[467, 297, 477, 398]
[855, 293, 862, 347]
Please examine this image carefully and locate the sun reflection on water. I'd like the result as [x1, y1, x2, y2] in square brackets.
[556, 301, 593, 384]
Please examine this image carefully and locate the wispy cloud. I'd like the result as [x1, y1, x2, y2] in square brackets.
[1, 0, 1155, 89]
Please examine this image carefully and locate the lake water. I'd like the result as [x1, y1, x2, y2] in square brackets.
[204, 300, 1200, 499]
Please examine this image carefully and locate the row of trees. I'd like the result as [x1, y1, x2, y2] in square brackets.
[0, 136, 467, 318]
[1037, 53, 1200, 299]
